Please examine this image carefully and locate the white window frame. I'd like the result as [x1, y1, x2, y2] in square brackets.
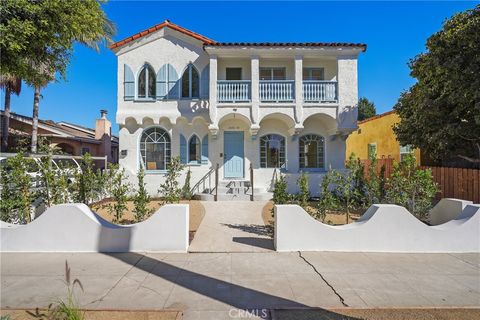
[303, 67, 325, 81]
[259, 67, 286, 81]
[139, 126, 171, 172]
[299, 134, 325, 170]
[188, 134, 202, 165]
[137, 64, 156, 100]
[181, 64, 200, 99]
[260, 134, 286, 169]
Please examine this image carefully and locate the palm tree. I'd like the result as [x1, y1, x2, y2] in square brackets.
[28, 8, 115, 154]
[0, 74, 22, 152]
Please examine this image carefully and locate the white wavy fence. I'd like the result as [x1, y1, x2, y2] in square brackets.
[0, 204, 189, 252]
[275, 199, 480, 253]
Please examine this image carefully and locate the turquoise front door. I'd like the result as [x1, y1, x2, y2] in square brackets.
[224, 131, 244, 178]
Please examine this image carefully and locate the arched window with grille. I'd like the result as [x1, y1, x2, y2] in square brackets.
[138, 64, 156, 99]
[181, 64, 199, 98]
[140, 127, 171, 171]
[260, 134, 286, 168]
[299, 134, 325, 169]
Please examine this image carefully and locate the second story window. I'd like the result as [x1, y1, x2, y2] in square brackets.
[303, 68, 324, 80]
[181, 64, 199, 99]
[226, 68, 242, 80]
[138, 64, 156, 99]
[260, 67, 286, 80]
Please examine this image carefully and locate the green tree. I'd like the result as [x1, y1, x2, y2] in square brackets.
[158, 157, 185, 204]
[0, 0, 116, 152]
[385, 154, 438, 220]
[357, 97, 376, 121]
[133, 168, 151, 222]
[0, 74, 21, 152]
[182, 167, 193, 200]
[0, 154, 33, 223]
[104, 165, 129, 224]
[296, 171, 310, 210]
[393, 5, 480, 164]
[316, 170, 338, 222]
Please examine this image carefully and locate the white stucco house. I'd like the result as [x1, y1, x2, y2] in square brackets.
[111, 20, 366, 199]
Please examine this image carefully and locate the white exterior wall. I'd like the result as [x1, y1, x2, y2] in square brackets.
[337, 56, 358, 131]
[113, 27, 362, 196]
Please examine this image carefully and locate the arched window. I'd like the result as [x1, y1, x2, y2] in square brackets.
[181, 64, 199, 98]
[188, 135, 201, 164]
[299, 134, 325, 169]
[140, 127, 171, 171]
[138, 64, 156, 99]
[260, 134, 286, 168]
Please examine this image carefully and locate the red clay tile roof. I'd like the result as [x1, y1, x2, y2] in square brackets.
[358, 110, 397, 124]
[110, 20, 367, 52]
[109, 20, 215, 50]
[207, 42, 367, 51]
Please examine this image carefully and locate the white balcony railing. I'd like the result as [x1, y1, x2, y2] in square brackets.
[303, 81, 337, 102]
[217, 80, 251, 102]
[259, 80, 295, 102]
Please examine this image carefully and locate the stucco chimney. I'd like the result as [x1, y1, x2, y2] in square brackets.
[95, 109, 112, 162]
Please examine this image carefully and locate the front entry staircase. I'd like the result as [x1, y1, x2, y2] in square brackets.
[191, 164, 272, 201]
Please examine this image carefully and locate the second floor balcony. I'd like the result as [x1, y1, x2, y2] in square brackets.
[217, 80, 338, 103]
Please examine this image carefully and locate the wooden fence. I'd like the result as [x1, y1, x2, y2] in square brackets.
[359, 158, 480, 203]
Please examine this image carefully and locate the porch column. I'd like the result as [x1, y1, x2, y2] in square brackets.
[209, 54, 218, 128]
[251, 55, 260, 126]
[336, 55, 358, 131]
[294, 55, 304, 126]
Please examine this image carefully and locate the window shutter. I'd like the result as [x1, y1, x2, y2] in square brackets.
[124, 64, 135, 100]
[180, 134, 187, 164]
[167, 64, 179, 99]
[200, 64, 210, 99]
[156, 65, 167, 99]
[201, 134, 209, 164]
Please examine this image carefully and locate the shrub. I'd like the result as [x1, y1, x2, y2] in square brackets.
[345, 153, 367, 206]
[332, 169, 361, 224]
[272, 173, 289, 205]
[158, 156, 185, 204]
[37, 155, 71, 207]
[182, 167, 193, 200]
[133, 168, 151, 222]
[104, 165, 130, 223]
[72, 154, 98, 205]
[296, 171, 310, 210]
[385, 154, 438, 220]
[0, 154, 33, 223]
[316, 170, 338, 222]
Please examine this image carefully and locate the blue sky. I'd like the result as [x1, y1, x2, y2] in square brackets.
[3, 1, 477, 134]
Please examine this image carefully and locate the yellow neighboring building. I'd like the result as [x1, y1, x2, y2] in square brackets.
[346, 110, 421, 163]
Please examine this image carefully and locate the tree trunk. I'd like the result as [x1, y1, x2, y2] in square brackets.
[31, 86, 40, 153]
[1, 86, 11, 152]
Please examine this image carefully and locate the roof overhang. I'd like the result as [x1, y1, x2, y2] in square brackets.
[204, 45, 366, 58]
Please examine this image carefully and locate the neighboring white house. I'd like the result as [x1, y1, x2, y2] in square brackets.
[111, 20, 366, 199]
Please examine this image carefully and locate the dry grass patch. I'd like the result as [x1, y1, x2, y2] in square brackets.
[91, 199, 205, 233]
[262, 201, 362, 226]
[1, 309, 181, 320]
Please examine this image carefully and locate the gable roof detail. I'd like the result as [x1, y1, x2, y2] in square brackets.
[110, 20, 367, 52]
[109, 20, 215, 50]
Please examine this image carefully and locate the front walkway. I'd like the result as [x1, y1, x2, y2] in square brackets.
[189, 201, 274, 252]
[1, 252, 479, 320]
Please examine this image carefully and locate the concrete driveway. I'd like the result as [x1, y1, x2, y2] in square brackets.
[189, 201, 273, 252]
[1, 252, 479, 320]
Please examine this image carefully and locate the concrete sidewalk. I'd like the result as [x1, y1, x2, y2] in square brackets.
[1, 252, 479, 319]
[189, 201, 273, 252]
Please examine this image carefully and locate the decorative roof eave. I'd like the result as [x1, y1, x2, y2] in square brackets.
[205, 42, 367, 52]
[109, 20, 215, 51]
